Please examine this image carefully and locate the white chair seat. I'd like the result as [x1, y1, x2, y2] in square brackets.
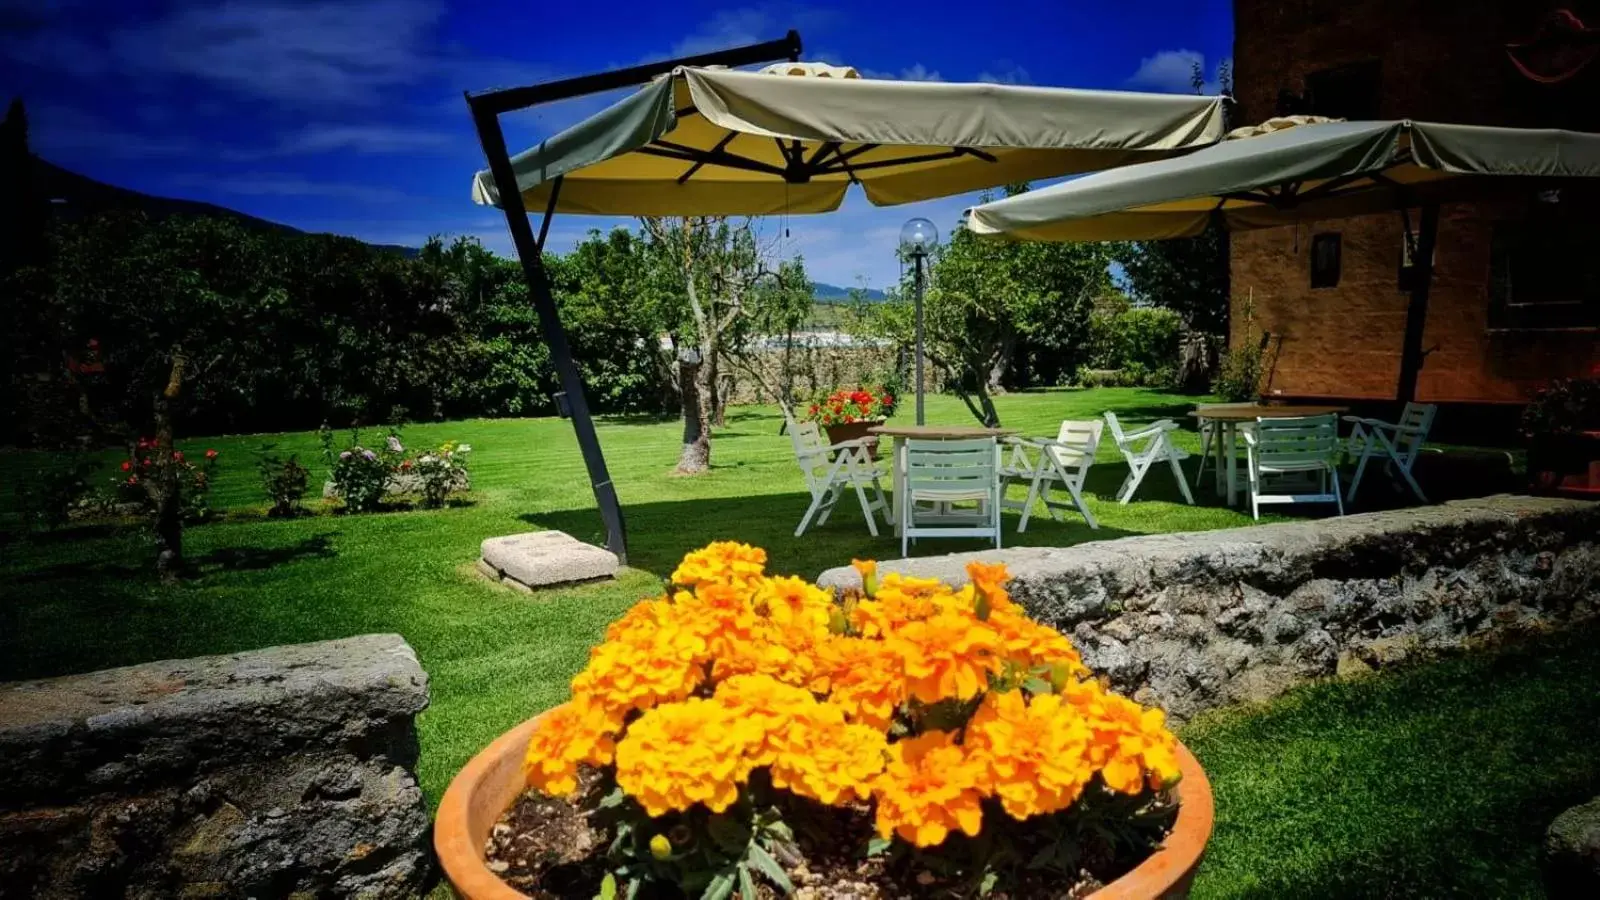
[1000, 421, 1102, 532]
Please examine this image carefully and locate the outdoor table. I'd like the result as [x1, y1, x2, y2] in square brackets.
[1191, 404, 1350, 507]
[868, 425, 1019, 537]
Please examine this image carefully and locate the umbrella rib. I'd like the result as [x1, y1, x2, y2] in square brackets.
[647, 138, 789, 177]
[954, 146, 998, 163]
[819, 149, 967, 173]
[806, 141, 842, 167]
[678, 130, 740, 184]
[1294, 172, 1382, 203]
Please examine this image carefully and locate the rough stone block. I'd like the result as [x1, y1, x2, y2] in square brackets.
[0, 635, 433, 899]
[480, 530, 619, 590]
[1546, 795, 1600, 898]
[819, 496, 1600, 721]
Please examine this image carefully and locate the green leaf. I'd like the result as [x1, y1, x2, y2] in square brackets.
[866, 836, 893, 858]
[598, 786, 626, 809]
[624, 879, 641, 900]
[1022, 676, 1053, 695]
[702, 868, 738, 900]
[595, 872, 618, 900]
[738, 863, 758, 900]
[979, 870, 999, 896]
[747, 842, 795, 894]
[707, 812, 754, 853]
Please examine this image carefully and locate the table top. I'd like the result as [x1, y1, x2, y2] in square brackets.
[868, 424, 1019, 439]
[1191, 403, 1349, 421]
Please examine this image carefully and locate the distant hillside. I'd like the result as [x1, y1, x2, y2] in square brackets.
[813, 281, 886, 302]
[31, 156, 419, 257]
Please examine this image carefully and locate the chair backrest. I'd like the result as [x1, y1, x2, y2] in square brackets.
[904, 437, 997, 495]
[1393, 402, 1437, 462]
[1049, 420, 1103, 471]
[1252, 414, 1339, 466]
[789, 421, 835, 486]
[1102, 412, 1129, 448]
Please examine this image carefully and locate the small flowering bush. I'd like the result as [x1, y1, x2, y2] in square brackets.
[116, 439, 219, 522]
[258, 452, 311, 518]
[804, 386, 897, 427]
[520, 543, 1182, 897]
[320, 427, 403, 512]
[411, 440, 471, 509]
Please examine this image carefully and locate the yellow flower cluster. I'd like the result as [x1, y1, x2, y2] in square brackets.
[524, 543, 1182, 850]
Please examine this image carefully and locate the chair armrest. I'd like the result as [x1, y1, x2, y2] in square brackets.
[826, 438, 876, 453]
[1120, 420, 1178, 441]
[1241, 428, 1259, 446]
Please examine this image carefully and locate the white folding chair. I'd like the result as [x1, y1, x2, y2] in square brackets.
[789, 420, 892, 537]
[1103, 412, 1195, 505]
[1000, 420, 1102, 532]
[1242, 414, 1345, 520]
[1343, 403, 1437, 503]
[901, 437, 1001, 557]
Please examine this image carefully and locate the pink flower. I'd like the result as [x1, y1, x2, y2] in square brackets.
[205, 449, 218, 460]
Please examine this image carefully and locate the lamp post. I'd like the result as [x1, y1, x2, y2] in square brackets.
[899, 217, 938, 426]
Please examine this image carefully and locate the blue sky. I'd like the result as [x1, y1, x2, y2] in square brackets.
[3, 0, 1232, 289]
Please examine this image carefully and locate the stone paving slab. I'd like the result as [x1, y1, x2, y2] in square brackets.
[480, 530, 619, 590]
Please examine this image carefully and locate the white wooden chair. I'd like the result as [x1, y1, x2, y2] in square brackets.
[1242, 414, 1345, 520]
[1343, 403, 1437, 503]
[999, 420, 1102, 532]
[789, 420, 892, 537]
[900, 437, 1001, 556]
[1103, 412, 1195, 505]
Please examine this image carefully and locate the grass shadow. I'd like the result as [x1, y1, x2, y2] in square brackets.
[190, 533, 338, 574]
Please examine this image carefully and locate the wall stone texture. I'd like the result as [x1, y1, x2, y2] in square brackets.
[819, 496, 1599, 722]
[0, 634, 434, 899]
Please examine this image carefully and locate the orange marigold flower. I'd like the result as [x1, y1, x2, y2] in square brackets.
[712, 674, 821, 766]
[572, 602, 708, 716]
[965, 690, 1093, 819]
[871, 730, 987, 847]
[817, 636, 907, 729]
[670, 541, 767, 591]
[524, 697, 624, 797]
[770, 711, 888, 806]
[614, 697, 765, 817]
[987, 607, 1089, 677]
[965, 560, 1020, 616]
[885, 607, 1004, 704]
[1062, 678, 1181, 794]
[850, 558, 878, 596]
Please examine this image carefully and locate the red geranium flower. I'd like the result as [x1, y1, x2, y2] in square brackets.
[172, 451, 184, 462]
[126, 475, 138, 485]
[141, 457, 151, 467]
[205, 449, 218, 460]
[120, 461, 131, 472]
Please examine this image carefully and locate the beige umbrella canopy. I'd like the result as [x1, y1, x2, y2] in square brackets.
[964, 118, 1600, 241]
[471, 61, 1229, 216]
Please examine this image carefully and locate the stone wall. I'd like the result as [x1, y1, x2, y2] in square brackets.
[0, 634, 433, 899]
[819, 496, 1600, 722]
[1230, 0, 1600, 403]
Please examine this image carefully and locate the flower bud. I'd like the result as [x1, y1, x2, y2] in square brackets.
[649, 834, 672, 860]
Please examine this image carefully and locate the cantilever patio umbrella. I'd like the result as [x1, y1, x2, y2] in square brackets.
[466, 31, 1229, 560]
[966, 118, 1600, 401]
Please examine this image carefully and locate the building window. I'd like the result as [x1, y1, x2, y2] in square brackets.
[1305, 60, 1382, 120]
[1489, 201, 1600, 330]
[1311, 233, 1342, 289]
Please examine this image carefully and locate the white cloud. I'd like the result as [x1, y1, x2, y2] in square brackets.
[26, 104, 198, 159]
[1126, 49, 1228, 95]
[977, 62, 1031, 85]
[170, 173, 410, 204]
[269, 125, 459, 156]
[857, 63, 944, 82]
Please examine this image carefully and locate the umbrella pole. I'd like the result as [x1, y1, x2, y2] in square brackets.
[464, 31, 804, 563]
[469, 107, 629, 562]
[1396, 204, 1440, 403]
[914, 251, 927, 426]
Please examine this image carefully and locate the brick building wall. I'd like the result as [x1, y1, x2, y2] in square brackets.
[1231, 0, 1600, 403]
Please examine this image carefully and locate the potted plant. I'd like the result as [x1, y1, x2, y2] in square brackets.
[807, 387, 897, 459]
[1522, 374, 1600, 498]
[437, 544, 1214, 900]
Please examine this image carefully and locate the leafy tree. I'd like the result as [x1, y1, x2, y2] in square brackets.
[857, 186, 1111, 426]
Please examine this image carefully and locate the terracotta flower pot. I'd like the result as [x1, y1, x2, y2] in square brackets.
[823, 419, 884, 460]
[435, 708, 1215, 900]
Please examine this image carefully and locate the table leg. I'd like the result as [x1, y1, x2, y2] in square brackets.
[893, 436, 906, 538]
[1226, 422, 1239, 507]
[1211, 418, 1226, 497]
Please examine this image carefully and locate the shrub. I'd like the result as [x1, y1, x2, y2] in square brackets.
[804, 386, 897, 426]
[14, 461, 99, 532]
[258, 452, 311, 517]
[516, 544, 1183, 898]
[1086, 306, 1183, 374]
[320, 427, 402, 512]
[411, 440, 471, 509]
[1213, 344, 1264, 402]
[114, 442, 220, 523]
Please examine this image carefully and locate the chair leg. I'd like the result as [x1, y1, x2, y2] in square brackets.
[1016, 473, 1044, 533]
[1346, 440, 1374, 503]
[796, 489, 827, 537]
[1168, 452, 1195, 505]
[900, 493, 911, 558]
[851, 478, 880, 537]
[1067, 481, 1098, 529]
[1396, 462, 1427, 504]
[816, 484, 843, 526]
[1196, 424, 1213, 479]
[1331, 467, 1345, 516]
[1118, 458, 1147, 505]
[993, 487, 1003, 549]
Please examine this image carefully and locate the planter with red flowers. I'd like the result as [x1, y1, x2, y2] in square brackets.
[436, 544, 1213, 900]
[1522, 376, 1600, 499]
[805, 387, 898, 459]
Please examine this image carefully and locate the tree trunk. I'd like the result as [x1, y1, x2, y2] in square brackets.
[146, 350, 188, 582]
[676, 352, 711, 474]
[984, 333, 1016, 396]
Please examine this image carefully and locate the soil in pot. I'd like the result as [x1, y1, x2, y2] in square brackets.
[484, 768, 1178, 900]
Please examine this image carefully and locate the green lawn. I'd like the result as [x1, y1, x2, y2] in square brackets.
[2, 387, 1589, 898]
